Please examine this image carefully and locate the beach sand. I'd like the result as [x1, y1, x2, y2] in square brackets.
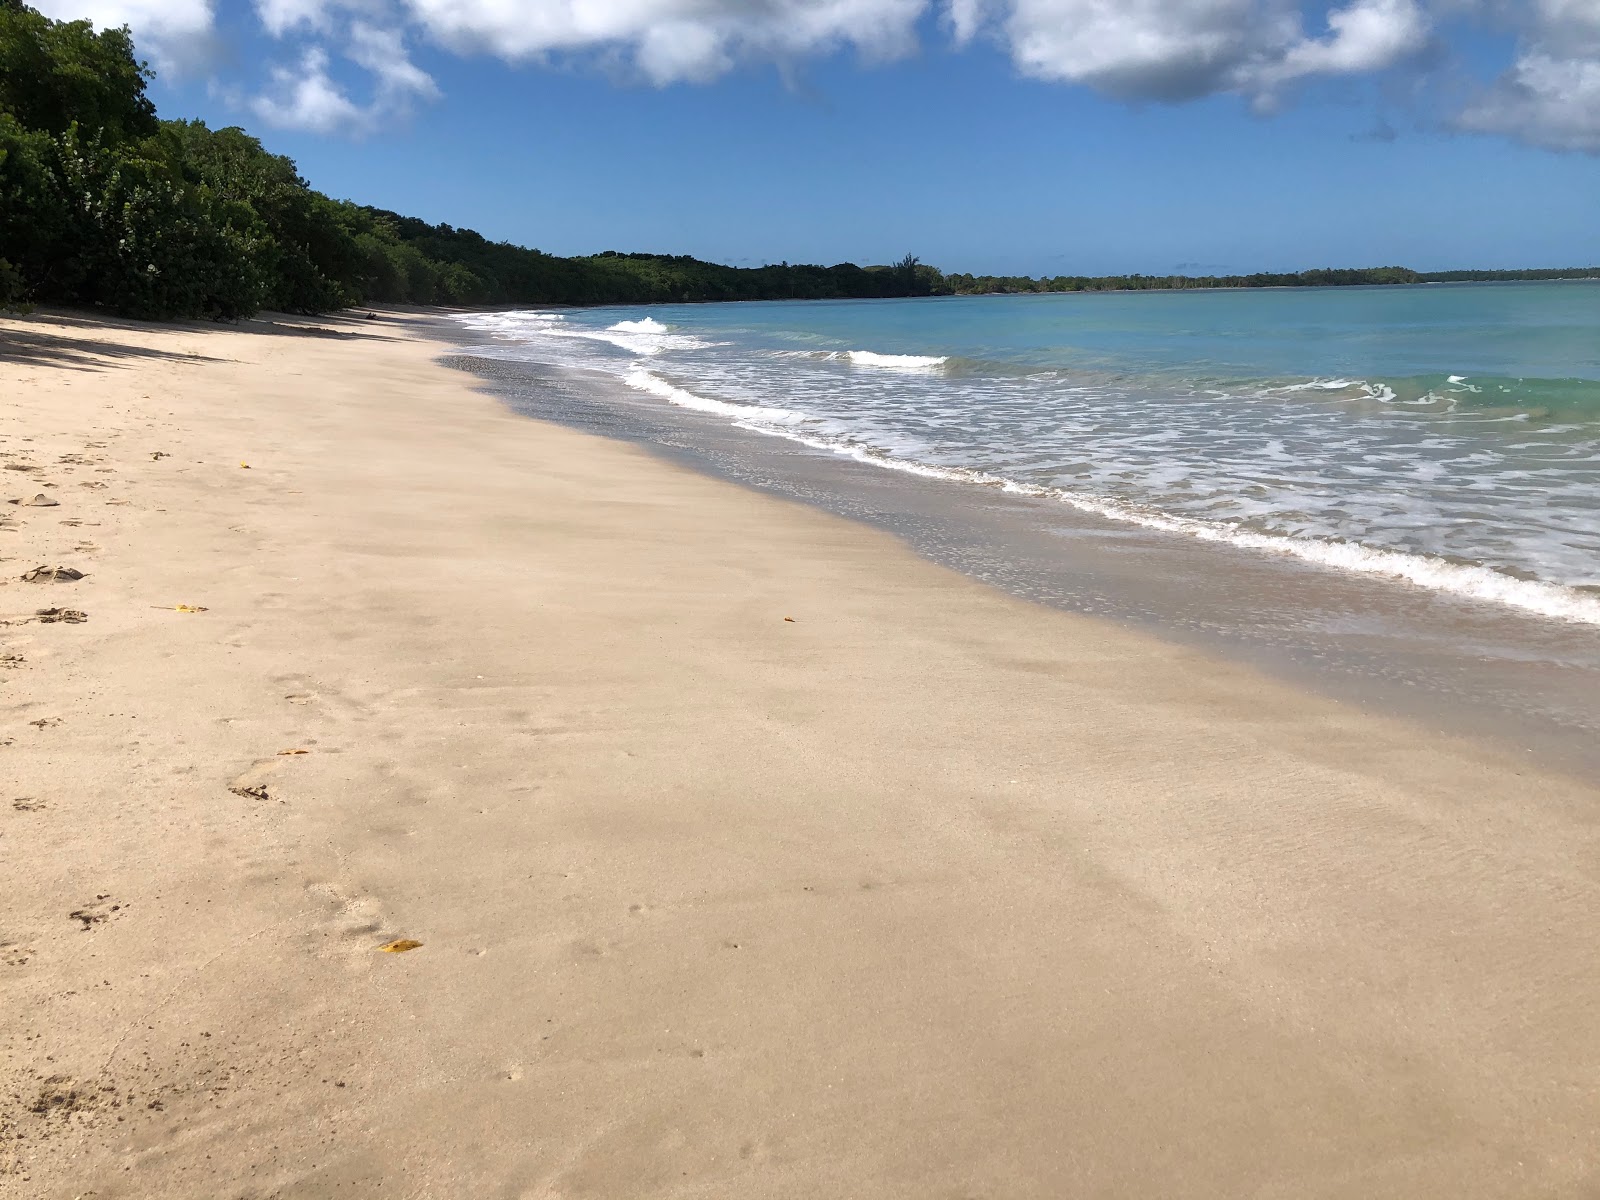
[2, 308, 1597, 1199]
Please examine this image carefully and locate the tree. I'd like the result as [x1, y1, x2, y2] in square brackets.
[0, 0, 155, 143]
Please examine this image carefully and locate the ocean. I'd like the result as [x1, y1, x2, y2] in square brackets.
[456, 283, 1600, 626]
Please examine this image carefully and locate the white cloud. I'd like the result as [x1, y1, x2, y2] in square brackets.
[255, 0, 339, 36]
[1003, 0, 1429, 102]
[250, 47, 370, 133]
[39, 0, 1600, 153]
[1259, 0, 1431, 86]
[249, 33, 437, 134]
[348, 20, 441, 100]
[1457, 0, 1600, 152]
[394, 0, 929, 83]
[32, 0, 216, 70]
[945, 0, 989, 46]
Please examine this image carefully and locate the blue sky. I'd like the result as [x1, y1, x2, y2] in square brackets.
[38, 0, 1600, 276]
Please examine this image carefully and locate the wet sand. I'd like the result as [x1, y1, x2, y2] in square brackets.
[3, 308, 1598, 1198]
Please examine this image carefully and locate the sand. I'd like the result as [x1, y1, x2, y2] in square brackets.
[2, 308, 1598, 1199]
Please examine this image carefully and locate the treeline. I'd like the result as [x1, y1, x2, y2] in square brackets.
[1, 1, 1595, 320]
[0, 2, 938, 317]
[1416, 267, 1600, 283]
[940, 264, 1597, 294]
[941, 266, 1427, 294]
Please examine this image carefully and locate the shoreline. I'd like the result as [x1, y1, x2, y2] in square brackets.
[5, 308, 1600, 1197]
[447, 341, 1600, 783]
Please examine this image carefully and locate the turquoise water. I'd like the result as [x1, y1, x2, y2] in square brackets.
[457, 283, 1600, 623]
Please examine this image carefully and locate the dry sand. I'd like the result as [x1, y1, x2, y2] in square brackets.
[2, 308, 1598, 1199]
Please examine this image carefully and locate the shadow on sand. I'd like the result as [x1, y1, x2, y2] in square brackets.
[0, 307, 407, 372]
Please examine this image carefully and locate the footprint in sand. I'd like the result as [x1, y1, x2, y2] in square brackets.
[11, 797, 46, 812]
[35, 608, 87, 624]
[303, 882, 401, 955]
[21, 566, 84, 583]
[69, 895, 123, 930]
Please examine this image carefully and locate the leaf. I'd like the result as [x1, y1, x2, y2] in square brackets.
[276, 748, 308, 755]
[378, 939, 422, 953]
[239, 462, 250, 469]
[783, 616, 795, 622]
[174, 604, 207, 613]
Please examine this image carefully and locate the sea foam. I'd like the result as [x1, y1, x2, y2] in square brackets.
[612, 371, 1600, 628]
[624, 368, 809, 427]
[843, 350, 948, 372]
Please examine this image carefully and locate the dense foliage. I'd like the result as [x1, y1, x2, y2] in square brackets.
[1, 1, 1595, 319]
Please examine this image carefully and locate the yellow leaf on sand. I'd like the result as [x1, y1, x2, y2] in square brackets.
[175, 604, 207, 613]
[277, 748, 309, 756]
[379, 939, 422, 953]
[239, 462, 250, 469]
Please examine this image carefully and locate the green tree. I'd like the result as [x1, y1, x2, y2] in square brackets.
[0, 0, 155, 142]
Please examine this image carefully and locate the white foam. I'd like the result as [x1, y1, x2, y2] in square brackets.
[844, 350, 948, 372]
[623, 368, 809, 427]
[456, 310, 711, 358]
[1281, 378, 1361, 392]
[769, 348, 949, 372]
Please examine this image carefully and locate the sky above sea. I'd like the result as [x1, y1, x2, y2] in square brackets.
[35, 0, 1600, 276]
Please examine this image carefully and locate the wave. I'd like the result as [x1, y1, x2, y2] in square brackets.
[770, 348, 949, 372]
[844, 350, 948, 372]
[457, 310, 568, 337]
[456, 310, 709, 357]
[621, 372, 1600, 628]
[623, 368, 809, 427]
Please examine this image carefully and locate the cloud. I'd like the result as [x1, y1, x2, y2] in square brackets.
[249, 29, 437, 134]
[255, 0, 340, 37]
[32, 0, 217, 70]
[1002, 0, 1430, 103]
[394, 0, 930, 84]
[348, 20, 441, 101]
[944, 0, 989, 46]
[250, 47, 370, 133]
[1457, 0, 1600, 152]
[41, 0, 1600, 153]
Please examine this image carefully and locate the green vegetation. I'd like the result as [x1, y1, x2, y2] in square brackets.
[1, 1, 1596, 320]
